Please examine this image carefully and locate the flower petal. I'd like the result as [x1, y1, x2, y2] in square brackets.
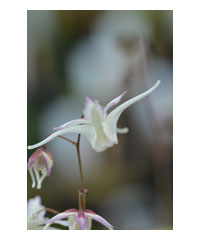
[84, 210, 114, 230]
[74, 212, 88, 230]
[42, 150, 53, 176]
[27, 196, 43, 216]
[49, 212, 76, 223]
[68, 215, 79, 230]
[53, 119, 91, 130]
[43, 220, 68, 230]
[117, 127, 129, 134]
[83, 96, 104, 122]
[27, 148, 43, 169]
[103, 81, 161, 141]
[43, 212, 76, 230]
[104, 91, 127, 115]
[28, 125, 95, 150]
[85, 217, 92, 230]
[65, 209, 79, 213]
[53, 220, 68, 227]
[83, 96, 95, 119]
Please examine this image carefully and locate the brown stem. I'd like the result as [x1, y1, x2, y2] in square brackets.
[76, 134, 85, 190]
[41, 115, 87, 211]
[43, 134, 76, 149]
[36, 207, 60, 215]
[58, 135, 76, 145]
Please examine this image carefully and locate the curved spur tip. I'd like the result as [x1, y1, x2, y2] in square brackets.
[156, 80, 161, 87]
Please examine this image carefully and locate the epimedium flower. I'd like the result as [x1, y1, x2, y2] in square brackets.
[27, 196, 48, 230]
[27, 147, 53, 189]
[28, 80, 160, 152]
[27, 196, 68, 230]
[43, 208, 114, 230]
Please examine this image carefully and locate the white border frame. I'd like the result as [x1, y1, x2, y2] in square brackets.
[1, 1, 200, 239]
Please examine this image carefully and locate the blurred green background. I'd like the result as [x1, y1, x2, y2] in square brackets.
[27, 10, 173, 230]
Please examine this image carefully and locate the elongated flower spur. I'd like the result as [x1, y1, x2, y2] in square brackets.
[28, 80, 160, 152]
[43, 208, 114, 230]
[27, 148, 54, 189]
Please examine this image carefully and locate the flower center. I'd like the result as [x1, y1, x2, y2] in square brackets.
[34, 156, 45, 171]
[91, 104, 109, 143]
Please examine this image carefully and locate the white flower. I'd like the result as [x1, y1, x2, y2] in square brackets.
[27, 196, 48, 230]
[27, 196, 68, 230]
[28, 81, 160, 152]
[43, 208, 113, 230]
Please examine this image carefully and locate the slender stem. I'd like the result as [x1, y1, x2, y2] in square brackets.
[76, 134, 85, 190]
[58, 135, 76, 145]
[56, 132, 86, 209]
[43, 134, 76, 149]
[41, 117, 87, 211]
[45, 208, 60, 214]
[36, 207, 60, 215]
[78, 190, 82, 210]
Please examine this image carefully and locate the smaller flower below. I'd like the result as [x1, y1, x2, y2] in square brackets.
[27, 196, 68, 230]
[43, 208, 114, 230]
[27, 196, 48, 229]
[27, 148, 54, 189]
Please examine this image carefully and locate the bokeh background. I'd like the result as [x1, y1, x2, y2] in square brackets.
[27, 10, 173, 230]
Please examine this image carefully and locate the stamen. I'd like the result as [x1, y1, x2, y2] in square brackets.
[33, 169, 44, 189]
[37, 172, 47, 189]
[29, 168, 36, 188]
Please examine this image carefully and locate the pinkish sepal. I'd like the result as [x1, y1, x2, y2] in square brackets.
[27, 148, 54, 189]
[27, 148, 43, 169]
[103, 90, 127, 115]
[65, 209, 79, 213]
[42, 150, 53, 176]
[75, 211, 88, 230]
